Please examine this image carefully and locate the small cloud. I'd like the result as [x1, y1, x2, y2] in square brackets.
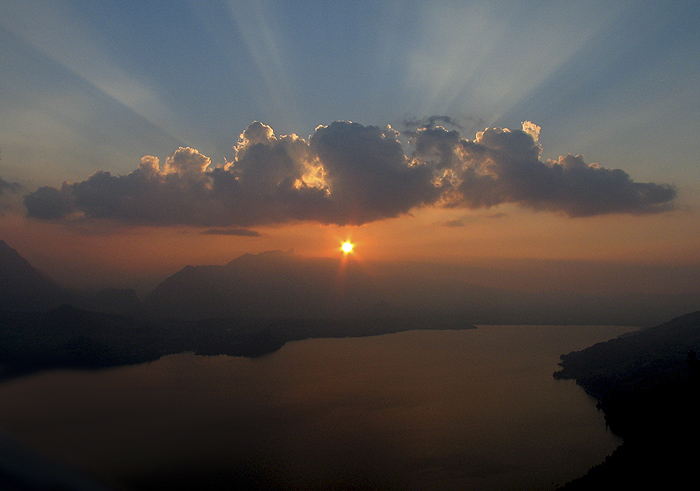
[444, 219, 466, 227]
[201, 228, 261, 237]
[0, 177, 21, 195]
[443, 212, 507, 227]
[0, 176, 23, 216]
[486, 212, 507, 219]
[403, 115, 464, 131]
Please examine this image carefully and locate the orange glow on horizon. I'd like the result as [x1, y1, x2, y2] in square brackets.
[3, 203, 700, 298]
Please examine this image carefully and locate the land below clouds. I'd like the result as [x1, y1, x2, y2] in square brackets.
[0, 306, 475, 380]
[555, 310, 700, 489]
[2, 236, 699, 379]
[1, 241, 479, 378]
[3, 239, 700, 489]
[1, 236, 699, 387]
[3, 239, 700, 326]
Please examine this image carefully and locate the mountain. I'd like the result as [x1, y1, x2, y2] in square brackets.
[0, 305, 281, 378]
[145, 250, 387, 320]
[0, 240, 144, 316]
[555, 310, 700, 489]
[554, 310, 700, 409]
[0, 240, 69, 312]
[144, 249, 700, 325]
[73, 287, 144, 317]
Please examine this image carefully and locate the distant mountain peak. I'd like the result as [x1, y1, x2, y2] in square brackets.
[146, 250, 382, 320]
[0, 239, 29, 263]
[0, 239, 69, 312]
[0, 240, 46, 279]
[226, 249, 295, 267]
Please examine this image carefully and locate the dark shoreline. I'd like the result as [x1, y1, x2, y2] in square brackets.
[0, 305, 475, 382]
[3, 305, 699, 488]
[554, 311, 700, 489]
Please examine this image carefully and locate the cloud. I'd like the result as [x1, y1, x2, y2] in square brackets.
[414, 123, 676, 216]
[0, 176, 23, 215]
[444, 219, 467, 227]
[0, 177, 21, 195]
[23, 120, 677, 226]
[402, 115, 465, 131]
[201, 228, 261, 237]
[308, 121, 441, 223]
[443, 212, 507, 227]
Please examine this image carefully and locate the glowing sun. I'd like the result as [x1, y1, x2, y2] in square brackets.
[341, 241, 354, 253]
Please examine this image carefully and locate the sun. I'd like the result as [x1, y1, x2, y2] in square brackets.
[341, 241, 354, 253]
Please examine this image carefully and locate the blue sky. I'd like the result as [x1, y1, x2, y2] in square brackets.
[2, 0, 699, 187]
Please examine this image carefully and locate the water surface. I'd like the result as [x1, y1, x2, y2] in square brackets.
[0, 325, 636, 490]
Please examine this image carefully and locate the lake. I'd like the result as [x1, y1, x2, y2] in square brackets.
[0, 325, 637, 490]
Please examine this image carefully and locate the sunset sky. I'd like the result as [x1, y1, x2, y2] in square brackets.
[1, 0, 699, 295]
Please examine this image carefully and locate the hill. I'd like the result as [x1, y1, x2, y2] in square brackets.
[0, 304, 474, 381]
[2, 238, 697, 325]
[144, 250, 387, 320]
[555, 311, 700, 488]
[0, 240, 69, 312]
[0, 240, 142, 316]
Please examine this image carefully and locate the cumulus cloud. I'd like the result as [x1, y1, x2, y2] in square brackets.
[414, 124, 676, 216]
[23, 120, 677, 226]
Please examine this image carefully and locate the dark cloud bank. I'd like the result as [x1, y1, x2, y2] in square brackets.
[23, 121, 677, 226]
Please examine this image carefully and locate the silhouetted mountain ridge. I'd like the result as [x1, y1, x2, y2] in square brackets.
[2, 239, 698, 325]
[0, 240, 69, 312]
[0, 240, 144, 316]
[145, 249, 387, 320]
[0, 242, 476, 381]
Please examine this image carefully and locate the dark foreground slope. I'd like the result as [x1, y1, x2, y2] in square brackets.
[0, 304, 472, 381]
[554, 311, 700, 489]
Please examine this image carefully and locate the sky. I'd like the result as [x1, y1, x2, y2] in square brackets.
[1, 0, 700, 295]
